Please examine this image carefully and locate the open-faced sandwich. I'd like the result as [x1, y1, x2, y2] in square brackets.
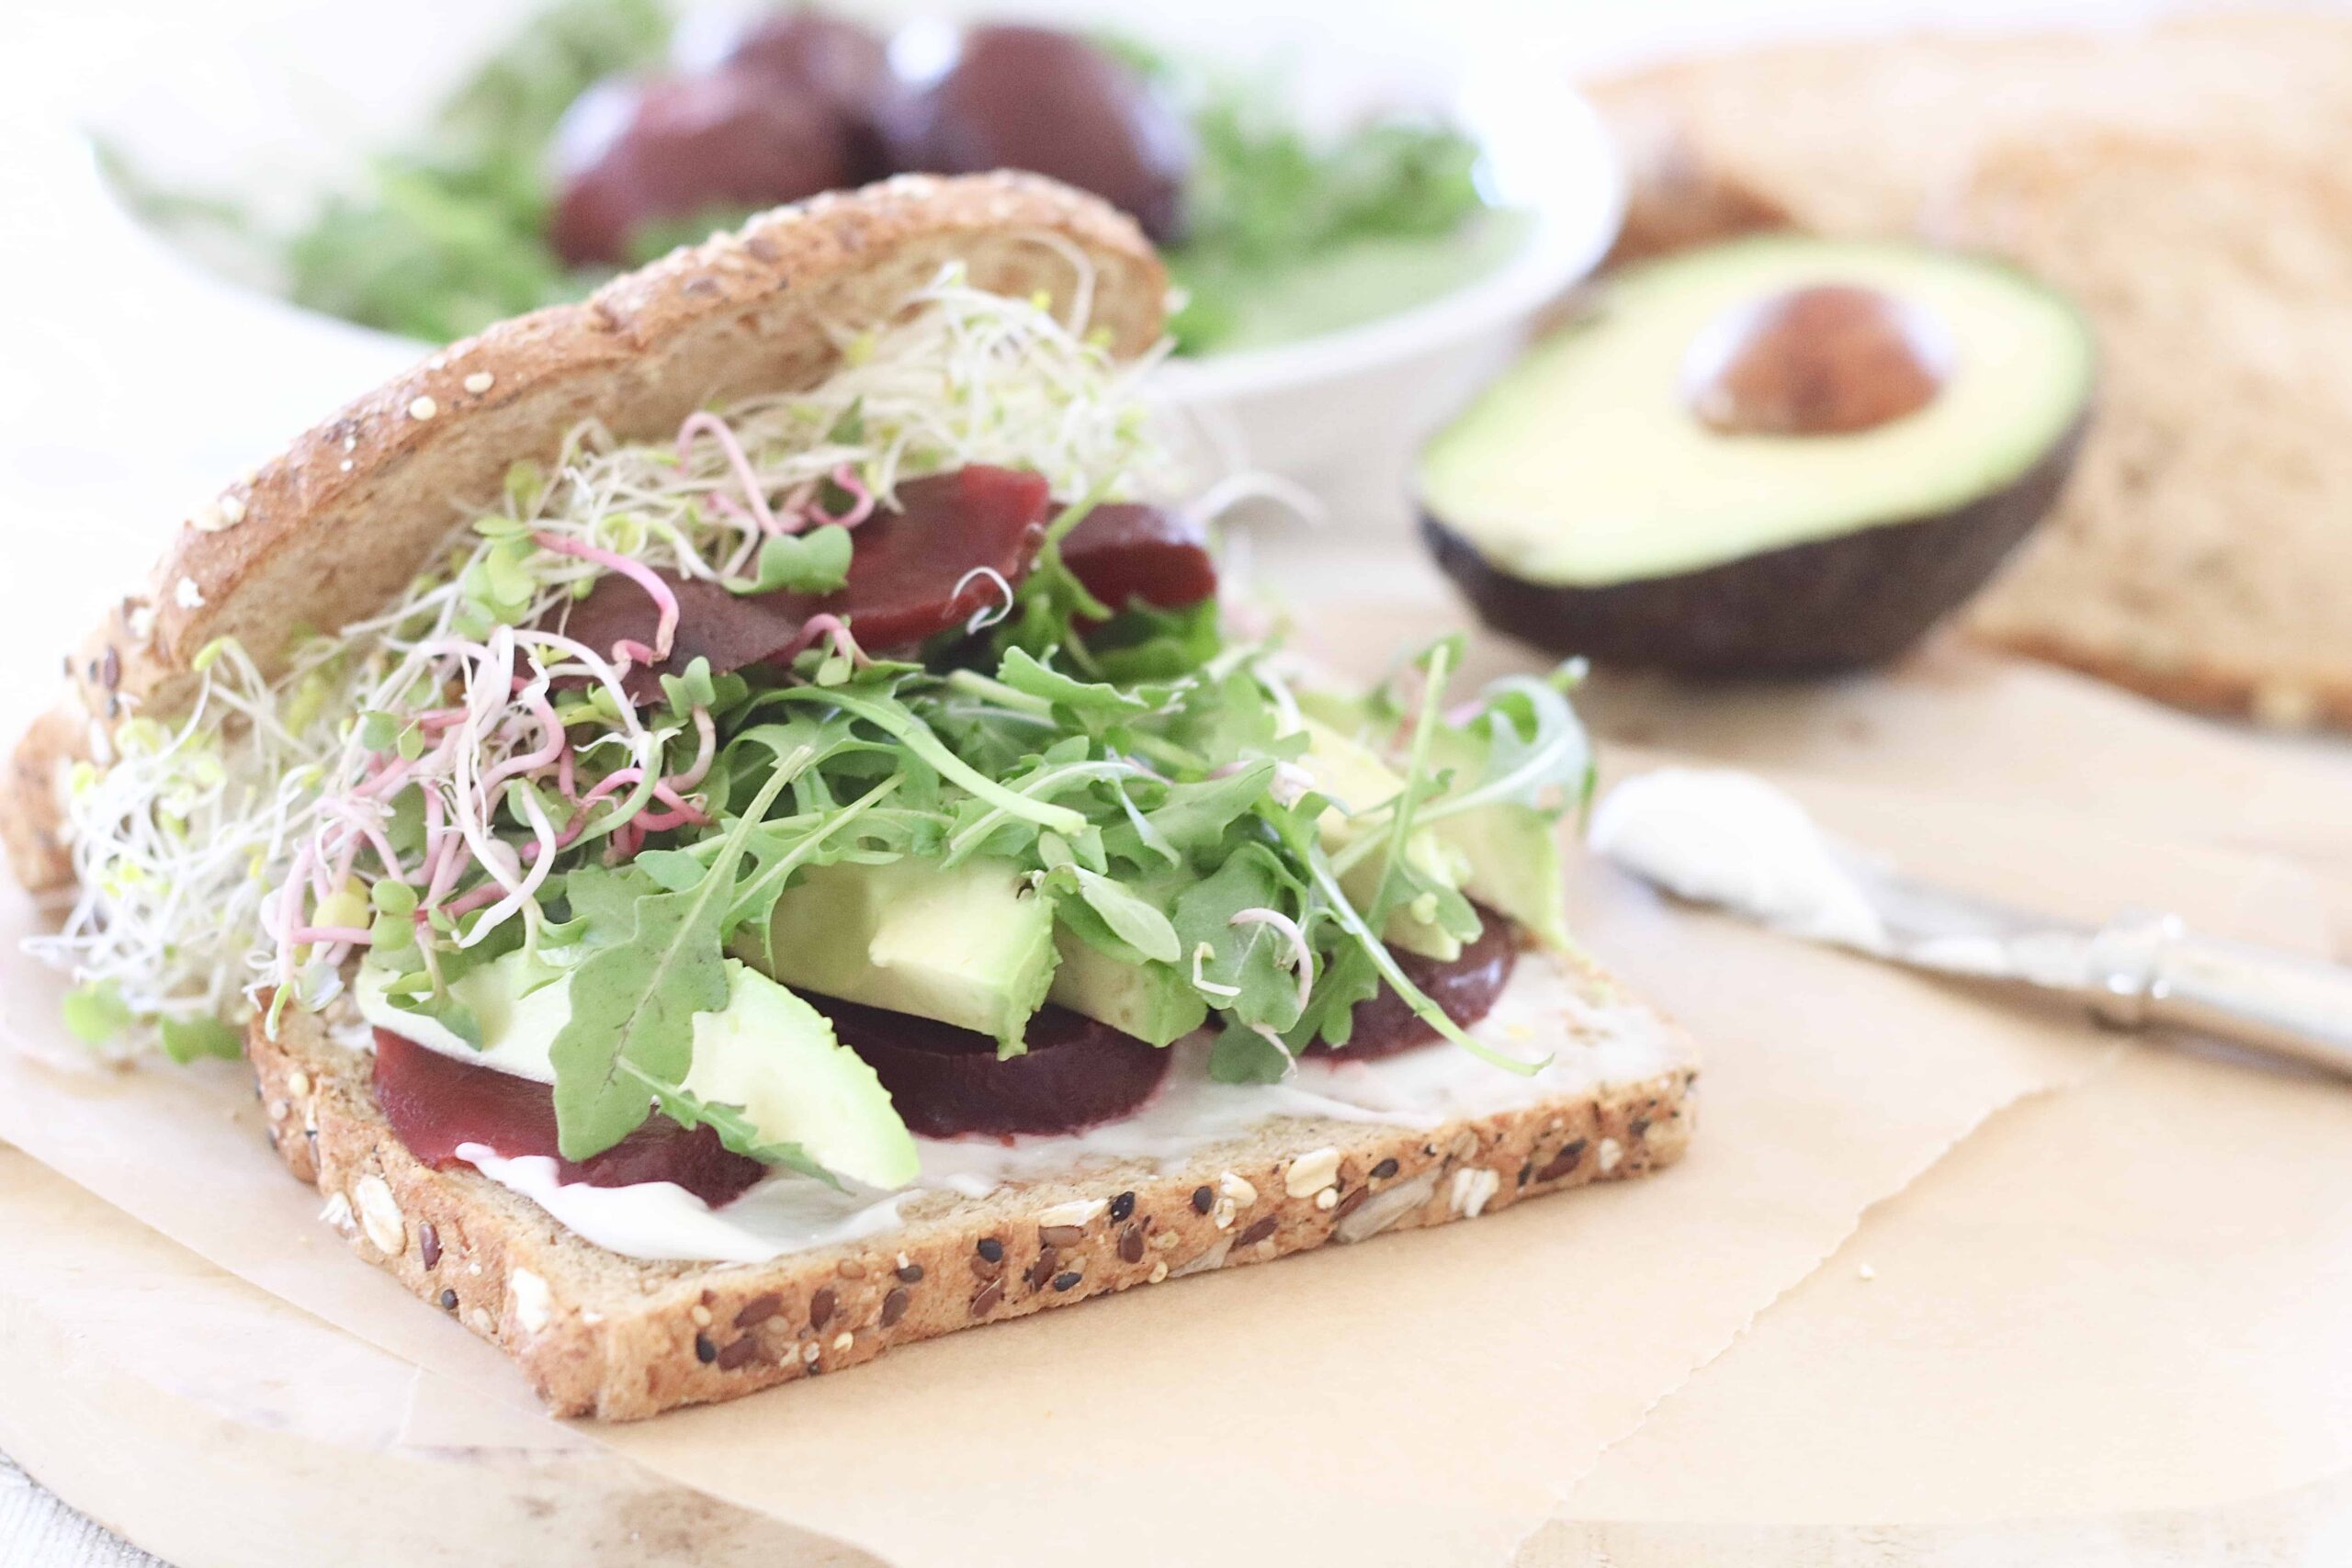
[4, 174, 1693, 1420]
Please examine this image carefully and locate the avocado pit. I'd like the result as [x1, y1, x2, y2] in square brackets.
[1683, 283, 1954, 438]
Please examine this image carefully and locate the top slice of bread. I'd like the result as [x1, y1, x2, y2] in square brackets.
[1585, 10, 2352, 725]
[3, 173, 1165, 893]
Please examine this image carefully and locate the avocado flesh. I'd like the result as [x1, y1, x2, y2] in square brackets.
[748, 857, 1058, 1054]
[354, 954, 919, 1190]
[1050, 926, 1209, 1046]
[1298, 717, 1470, 961]
[1419, 236, 2095, 588]
[1297, 695, 1572, 948]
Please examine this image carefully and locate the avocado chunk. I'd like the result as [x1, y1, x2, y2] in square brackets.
[355, 954, 918, 1189]
[1419, 235, 2094, 671]
[1296, 716, 1471, 960]
[1296, 694, 1571, 949]
[684, 963, 919, 1190]
[1049, 925, 1208, 1046]
[748, 856, 1058, 1053]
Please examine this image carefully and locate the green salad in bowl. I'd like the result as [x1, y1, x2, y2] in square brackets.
[107, 0, 1520, 357]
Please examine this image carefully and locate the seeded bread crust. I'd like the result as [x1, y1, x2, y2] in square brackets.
[1, 173, 1164, 893]
[246, 950, 1694, 1422]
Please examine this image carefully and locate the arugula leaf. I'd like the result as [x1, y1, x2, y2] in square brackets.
[548, 764, 794, 1160]
[1121, 761, 1274, 862]
[725, 525, 852, 596]
[1055, 865, 1182, 963]
[1170, 841, 1309, 1032]
[996, 647, 1159, 718]
[1208, 1024, 1294, 1085]
[1283, 938, 1381, 1051]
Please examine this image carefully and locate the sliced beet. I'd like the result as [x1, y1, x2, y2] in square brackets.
[373, 1029, 765, 1205]
[560, 573, 803, 704]
[819, 998, 1169, 1139]
[776, 466, 1054, 649]
[1061, 503, 1217, 614]
[552, 464, 1055, 698]
[550, 71, 855, 268]
[1309, 908, 1519, 1061]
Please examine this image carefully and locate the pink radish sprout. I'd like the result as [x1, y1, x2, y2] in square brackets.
[535, 531, 679, 664]
[678, 411, 784, 536]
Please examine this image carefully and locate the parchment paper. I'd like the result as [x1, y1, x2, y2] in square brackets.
[6, 595, 2351, 1564]
[7, 739, 2314, 1567]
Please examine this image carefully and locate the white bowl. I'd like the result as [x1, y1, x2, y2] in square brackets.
[74, 0, 1622, 504]
[1151, 54, 1623, 491]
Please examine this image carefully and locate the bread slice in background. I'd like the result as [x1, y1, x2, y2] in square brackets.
[1586, 11, 2352, 725]
[1950, 133, 2352, 725]
[251, 949, 1694, 1420]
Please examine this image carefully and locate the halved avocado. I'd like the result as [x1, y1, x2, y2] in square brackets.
[1418, 236, 2094, 671]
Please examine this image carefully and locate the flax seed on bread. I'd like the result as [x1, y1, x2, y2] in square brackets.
[1586, 11, 2352, 725]
[0, 173, 1165, 894]
[252, 948, 1693, 1421]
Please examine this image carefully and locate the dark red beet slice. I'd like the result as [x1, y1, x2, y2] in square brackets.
[550, 71, 855, 268]
[1309, 908, 1520, 1061]
[554, 464, 1055, 700]
[373, 1029, 765, 1205]
[561, 572, 804, 704]
[818, 998, 1169, 1139]
[775, 466, 1055, 649]
[1061, 503, 1217, 614]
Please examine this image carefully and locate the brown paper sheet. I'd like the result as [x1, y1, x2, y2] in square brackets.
[0, 761, 2225, 1567]
[3, 605, 2346, 1563]
[1549, 1032, 2352, 1534]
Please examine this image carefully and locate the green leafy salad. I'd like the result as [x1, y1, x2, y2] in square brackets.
[35, 265, 1591, 1190]
[104, 0, 1505, 356]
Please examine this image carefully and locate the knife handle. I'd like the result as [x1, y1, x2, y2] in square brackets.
[2087, 913, 2352, 1076]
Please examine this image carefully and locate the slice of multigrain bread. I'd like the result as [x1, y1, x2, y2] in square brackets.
[249, 949, 1693, 1421]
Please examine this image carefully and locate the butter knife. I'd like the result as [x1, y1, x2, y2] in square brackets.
[1591, 767, 2352, 1076]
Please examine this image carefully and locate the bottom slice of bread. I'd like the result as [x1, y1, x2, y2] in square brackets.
[246, 948, 1695, 1420]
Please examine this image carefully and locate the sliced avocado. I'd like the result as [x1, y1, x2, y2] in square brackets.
[683, 963, 919, 1190]
[1419, 235, 2094, 671]
[748, 856, 1057, 1052]
[1296, 694, 1571, 949]
[1296, 716, 1469, 960]
[1432, 803, 1566, 948]
[1048, 925, 1208, 1045]
[355, 953, 570, 1083]
[356, 953, 917, 1189]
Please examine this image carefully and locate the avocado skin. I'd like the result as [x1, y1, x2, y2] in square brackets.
[1421, 416, 2084, 674]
